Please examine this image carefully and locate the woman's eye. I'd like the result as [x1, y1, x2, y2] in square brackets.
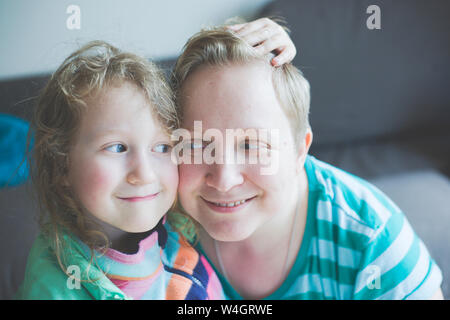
[189, 141, 205, 150]
[241, 141, 260, 150]
[105, 144, 127, 153]
[244, 143, 257, 150]
[153, 144, 171, 153]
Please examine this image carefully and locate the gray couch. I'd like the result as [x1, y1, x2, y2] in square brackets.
[1, 0, 449, 299]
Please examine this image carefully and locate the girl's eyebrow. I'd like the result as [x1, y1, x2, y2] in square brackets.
[89, 127, 171, 142]
[88, 129, 129, 140]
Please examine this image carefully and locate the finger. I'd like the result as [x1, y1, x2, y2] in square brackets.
[271, 47, 296, 66]
[239, 26, 277, 47]
[253, 34, 286, 55]
[233, 17, 272, 38]
[225, 23, 246, 31]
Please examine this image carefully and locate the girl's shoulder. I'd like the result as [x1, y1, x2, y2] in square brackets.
[18, 233, 127, 300]
[18, 233, 93, 299]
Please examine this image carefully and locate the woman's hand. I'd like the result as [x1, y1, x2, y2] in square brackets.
[226, 17, 297, 67]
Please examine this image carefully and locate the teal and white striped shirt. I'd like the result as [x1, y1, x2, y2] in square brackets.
[212, 155, 443, 300]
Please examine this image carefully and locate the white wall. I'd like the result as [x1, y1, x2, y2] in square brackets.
[0, 0, 272, 80]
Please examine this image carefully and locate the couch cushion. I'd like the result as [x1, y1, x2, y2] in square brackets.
[369, 170, 450, 299]
[0, 114, 32, 188]
[310, 130, 450, 180]
[0, 182, 39, 299]
[260, 0, 450, 146]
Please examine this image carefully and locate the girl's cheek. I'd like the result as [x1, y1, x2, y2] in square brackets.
[72, 161, 114, 206]
[161, 159, 179, 195]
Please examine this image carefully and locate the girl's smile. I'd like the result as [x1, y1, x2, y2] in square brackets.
[117, 192, 160, 202]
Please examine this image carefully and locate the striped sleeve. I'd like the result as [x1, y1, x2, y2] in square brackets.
[352, 211, 443, 300]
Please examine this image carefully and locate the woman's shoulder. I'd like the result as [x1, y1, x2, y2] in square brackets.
[306, 155, 403, 234]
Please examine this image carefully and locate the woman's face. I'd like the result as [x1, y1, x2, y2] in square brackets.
[177, 63, 305, 242]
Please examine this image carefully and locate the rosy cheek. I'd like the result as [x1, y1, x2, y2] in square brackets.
[178, 164, 200, 190]
[88, 170, 110, 191]
[72, 161, 113, 208]
[162, 162, 179, 195]
[178, 164, 203, 207]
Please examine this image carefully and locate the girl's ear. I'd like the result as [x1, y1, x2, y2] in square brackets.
[61, 176, 71, 187]
[296, 128, 313, 175]
[61, 157, 71, 187]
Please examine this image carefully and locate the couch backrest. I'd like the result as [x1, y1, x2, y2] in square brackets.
[0, 75, 49, 122]
[260, 0, 450, 146]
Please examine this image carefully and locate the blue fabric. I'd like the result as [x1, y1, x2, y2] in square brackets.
[0, 113, 32, 188]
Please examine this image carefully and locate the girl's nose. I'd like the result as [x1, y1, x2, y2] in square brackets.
[126, 152, 157, 186]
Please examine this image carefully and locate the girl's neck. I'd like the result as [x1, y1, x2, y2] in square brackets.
[108, 229, 155, 254]
[89, 216, 160, 255]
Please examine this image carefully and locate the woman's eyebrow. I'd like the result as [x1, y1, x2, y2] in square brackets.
[184, 127, 273, 132]
[178, 127, 278, 143]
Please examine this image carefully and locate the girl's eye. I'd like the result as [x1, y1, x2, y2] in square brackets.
[153, 144, 171, 153]
[105, 144, 127, 153]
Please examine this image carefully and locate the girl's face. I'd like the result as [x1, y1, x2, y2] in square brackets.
[67, 81, 178, 234]
[178, 63, 307, 242]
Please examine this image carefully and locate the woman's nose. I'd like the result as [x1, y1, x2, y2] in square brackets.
[205, 163, 244, 193]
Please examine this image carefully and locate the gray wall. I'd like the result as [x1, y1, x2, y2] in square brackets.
[0, 0, 272, 80]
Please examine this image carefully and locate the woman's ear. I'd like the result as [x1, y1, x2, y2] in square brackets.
[296, 128, 313, 175]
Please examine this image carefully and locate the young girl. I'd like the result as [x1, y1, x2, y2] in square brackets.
[16, 40, 221, 300]
[18, 19, 296, 300]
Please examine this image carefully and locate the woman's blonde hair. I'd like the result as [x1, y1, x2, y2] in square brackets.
[171, 24, 311, 146]
[30, 40, 178, 276]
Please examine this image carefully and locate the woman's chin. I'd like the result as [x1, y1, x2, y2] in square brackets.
[204, 221, 255, 242]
